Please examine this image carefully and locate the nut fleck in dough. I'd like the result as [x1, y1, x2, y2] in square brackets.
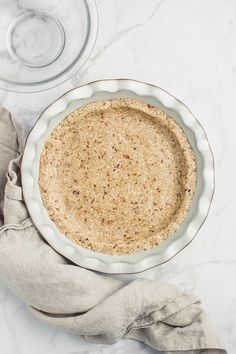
[39, 98, 197, 255]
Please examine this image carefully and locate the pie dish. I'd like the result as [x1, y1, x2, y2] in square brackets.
[21, 79, 215, 273]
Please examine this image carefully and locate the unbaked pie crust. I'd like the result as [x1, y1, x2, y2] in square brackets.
[39, 98, 197, 255]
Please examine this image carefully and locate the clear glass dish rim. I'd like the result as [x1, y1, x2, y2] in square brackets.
[0, 0, 98, 93]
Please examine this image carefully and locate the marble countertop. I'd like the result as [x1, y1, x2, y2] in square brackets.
[0, 0, 235, 353]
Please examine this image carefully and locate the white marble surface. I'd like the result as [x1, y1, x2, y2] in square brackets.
[0, 0, 235, 353]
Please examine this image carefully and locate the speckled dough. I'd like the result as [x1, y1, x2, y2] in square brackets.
[39, 98, 197, 255]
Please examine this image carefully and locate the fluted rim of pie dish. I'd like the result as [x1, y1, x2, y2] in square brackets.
[21, 79, 215, 274]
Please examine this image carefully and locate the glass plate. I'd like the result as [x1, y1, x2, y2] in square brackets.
[0, 0, 98, 92]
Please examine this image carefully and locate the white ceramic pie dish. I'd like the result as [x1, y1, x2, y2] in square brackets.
[21, 79, 215, 274]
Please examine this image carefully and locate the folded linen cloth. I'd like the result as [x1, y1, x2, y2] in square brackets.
[0, 107, 226, 354]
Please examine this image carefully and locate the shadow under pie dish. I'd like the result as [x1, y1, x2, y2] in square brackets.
[21, 79, 215, 274]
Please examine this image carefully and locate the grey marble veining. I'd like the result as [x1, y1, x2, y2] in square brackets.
[0, 0, 235, 353]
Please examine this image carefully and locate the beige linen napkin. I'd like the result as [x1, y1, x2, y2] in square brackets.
[0, 107, 226, 353]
